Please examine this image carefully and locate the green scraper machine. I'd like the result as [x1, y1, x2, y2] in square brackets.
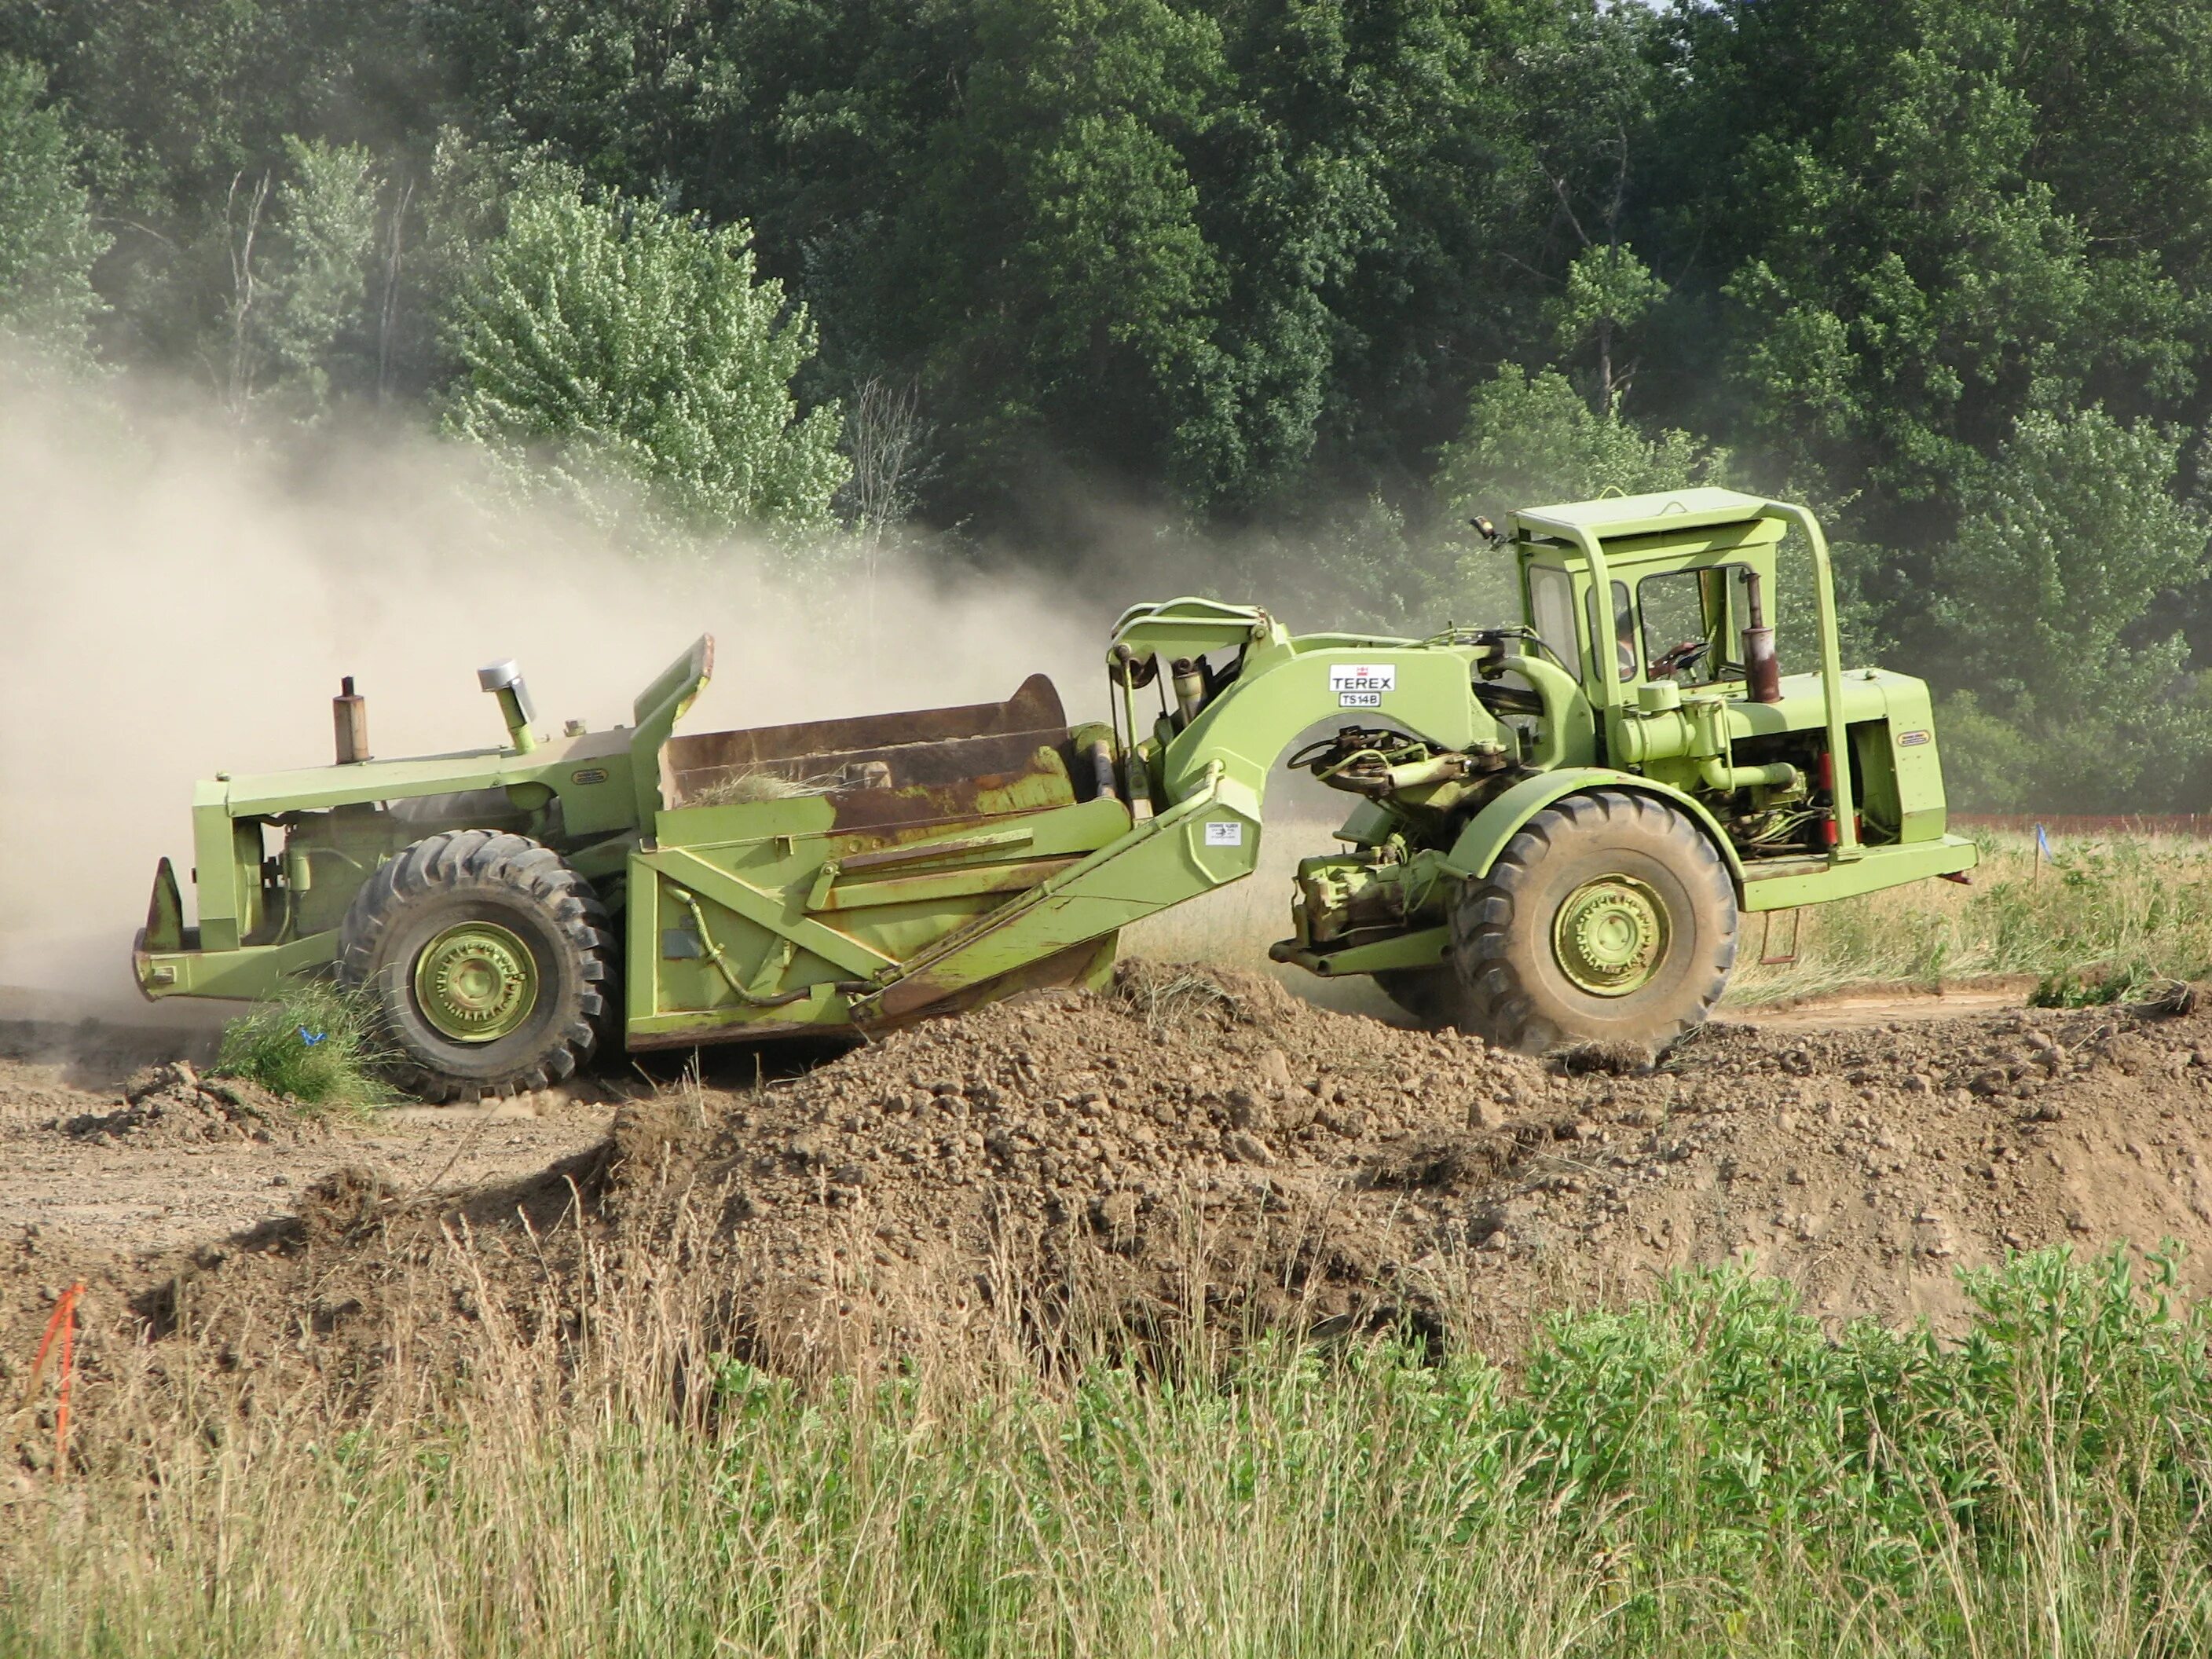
[137, 489, 1976, 1099]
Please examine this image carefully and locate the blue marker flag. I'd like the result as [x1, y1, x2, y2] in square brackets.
[298, 1027, 327, 1047]
[2035, 822, 2053, 861]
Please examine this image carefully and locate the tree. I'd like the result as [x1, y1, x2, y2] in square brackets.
[1928, 405, 2212, 808]
[440, 181, 848, 538]
[1471, 0, 1682, 430]
[0, 0, 441, 389]
[218, 137, 381, 416]
[1549, 243, 1665, 415]
[1422, 364, 1726, 624]
[893, 0, 1229, 522]
[1657, 3, 2194, 506]
[1175, 0, 1526, 511]
[1437, 363, 1723, 515]
[0, 56, 108, 365]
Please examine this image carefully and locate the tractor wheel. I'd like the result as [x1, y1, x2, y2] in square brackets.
[337, 830, 617, 1102]
[1448, 789, 1736, 1057]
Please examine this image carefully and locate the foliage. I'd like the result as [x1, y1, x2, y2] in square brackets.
[0, 56, 108, 364]
[212, 979, 394, 1117]
[1548, 243, 1668, 412]
[10, 1248, 2212, 1653]
[11, 0, 2212, 799]
[219, 137, 383, 417]
[439, 179, 848, 538]
[1928, 407, 2212, 810]
[1437, 363, 1727, 517]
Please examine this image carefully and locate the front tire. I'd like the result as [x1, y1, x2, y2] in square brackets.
[1448, 790, 1736, 1055]
[338, 830, 616, 1102]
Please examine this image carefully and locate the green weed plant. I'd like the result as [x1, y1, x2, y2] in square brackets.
[211, 978, 394, 1118]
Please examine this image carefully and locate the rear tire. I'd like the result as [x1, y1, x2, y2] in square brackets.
[337, 830, 616, 1102]
[1448, 790, 1736, 1056]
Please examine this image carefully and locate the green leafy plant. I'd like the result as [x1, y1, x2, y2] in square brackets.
[439, 178, 848, 540]
[213, 978, 396, 1118]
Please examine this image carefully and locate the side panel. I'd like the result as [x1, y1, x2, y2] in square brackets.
[137, 932, 339, 999]
[1741, 836, 1976, 911]
[625, 796, 1133, 1044]
[851, 770, 1262, 1030]
[1876, 678, 1950, 842]
[190, 784, 249, 952]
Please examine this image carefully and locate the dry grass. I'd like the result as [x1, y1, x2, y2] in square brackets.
[5, 1205, 2211, 1656]
[1730, 832, 2212, 1005]
[1128, 823, 2212, 1009]
[686, 766, 847, 807]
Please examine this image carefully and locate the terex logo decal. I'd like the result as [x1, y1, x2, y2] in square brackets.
[1330, 663, 1396, 709]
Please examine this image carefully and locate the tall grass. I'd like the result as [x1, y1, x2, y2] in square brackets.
[212, 978, 394, 1117]
[1732, 833, 2212, 1004]
[5, 1247, 2210, 1655]
[1129, 826, 2212, 1009]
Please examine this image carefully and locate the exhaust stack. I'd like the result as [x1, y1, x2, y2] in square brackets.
[478, 659, 540, 753]
[333, 676, 369, 764]
[1742, 572, 1782, 704]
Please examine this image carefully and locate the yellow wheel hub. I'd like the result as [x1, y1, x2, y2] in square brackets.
[1551, 876, 1668, 997]
[412, 921, 538, 1042]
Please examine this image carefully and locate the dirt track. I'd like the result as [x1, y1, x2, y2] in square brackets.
[9, 965, 2212, 1408]
[0, 1012, 615, 1256]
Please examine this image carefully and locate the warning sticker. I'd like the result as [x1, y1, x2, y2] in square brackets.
[1331, 663, 1395, 708]
[1203, 821, 1245, 848]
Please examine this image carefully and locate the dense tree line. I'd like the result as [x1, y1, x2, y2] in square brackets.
[2, 0, 2211, 808]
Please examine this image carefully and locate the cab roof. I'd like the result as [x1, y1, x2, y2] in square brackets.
[1513, 487, 1778, 543]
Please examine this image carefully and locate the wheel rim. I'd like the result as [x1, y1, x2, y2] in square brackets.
[412, 921, 539, 1042]
[1551, 875, 1669, 997]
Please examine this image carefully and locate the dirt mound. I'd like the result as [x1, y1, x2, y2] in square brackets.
[52, 1060, 314, 1148]
[584, 962, 1555, 1357]
[588, 968, 2212, 1361]
[24, 965, 2212, 1429]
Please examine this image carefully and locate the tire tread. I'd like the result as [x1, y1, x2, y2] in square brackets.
[1448, 789, 1737, 1055]
[336, 832, 615, 1103]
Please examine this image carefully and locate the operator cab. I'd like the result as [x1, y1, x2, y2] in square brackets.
[1514, 489, 1788, 698]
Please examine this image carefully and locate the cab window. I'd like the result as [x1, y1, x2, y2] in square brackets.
[1638, 565, 1757, 683]
[1526, 566, 1583, 679]
[1585, 580, 1635, 682]
[1638, 570, 1710, 678]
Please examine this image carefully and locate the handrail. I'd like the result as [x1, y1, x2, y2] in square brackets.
[1762, 501, 1860, 859]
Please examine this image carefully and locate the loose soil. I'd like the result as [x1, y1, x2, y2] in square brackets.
[6, 965, 2212, 1444]
[0, 1019, 614, 1257]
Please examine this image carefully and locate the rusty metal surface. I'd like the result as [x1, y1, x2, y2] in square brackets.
[664, 674, 1086, 832]
[665, 673, 1068, 782]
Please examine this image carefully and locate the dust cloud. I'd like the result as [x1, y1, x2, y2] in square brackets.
[0, 362, 1104, 1007]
